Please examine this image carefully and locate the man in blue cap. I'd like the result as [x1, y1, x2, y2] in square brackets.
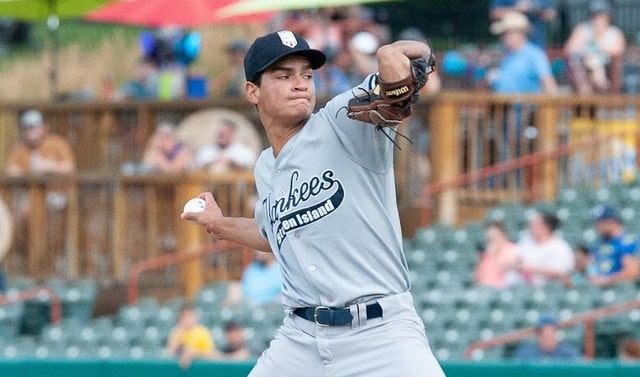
[588, 204, 640, 286]
[513, 314, 582, 360]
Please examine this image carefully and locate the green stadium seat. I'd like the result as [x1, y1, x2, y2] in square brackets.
[0, 302, 23, 340]
[40, 324, 69, 348]
[20, 290, 53, 336]
[467, 346, 505, 361]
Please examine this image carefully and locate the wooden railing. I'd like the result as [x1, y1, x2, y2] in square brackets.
[425, 92, 640, 227]
[0, 171, 256, 292]
[1, 93, 640, 287]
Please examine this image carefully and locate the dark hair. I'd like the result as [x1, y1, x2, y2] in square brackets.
[488, 221, 508, 234]
[179, 301, 196, 313]
[540, 211, 560, 232]
[575, 244, 589, 255]
[224, 321, 243, 332]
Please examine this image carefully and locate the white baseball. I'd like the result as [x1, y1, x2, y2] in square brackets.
[183, 198, 205, 213]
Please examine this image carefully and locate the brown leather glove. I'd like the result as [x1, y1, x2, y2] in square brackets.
[346, 55, 435, 129]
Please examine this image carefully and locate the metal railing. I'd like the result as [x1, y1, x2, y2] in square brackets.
[126, 240, 252, 304]
[0, 286, 61, 325]
[465, 298, 640, 360]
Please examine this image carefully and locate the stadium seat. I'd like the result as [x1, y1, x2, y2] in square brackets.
[62, 279, 98, 322]
[0, 302, 24, 340]
[39, 324, 69, 348]
[19, 290, 53, 336]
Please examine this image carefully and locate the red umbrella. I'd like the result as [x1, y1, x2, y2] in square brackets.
[84, 0, 274, 27]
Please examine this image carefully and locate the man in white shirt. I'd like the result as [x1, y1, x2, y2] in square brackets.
[515, 211, 575, 286]
[195, 118, 257, 173]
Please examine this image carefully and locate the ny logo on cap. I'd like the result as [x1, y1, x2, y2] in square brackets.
[277, 30, 298, 48]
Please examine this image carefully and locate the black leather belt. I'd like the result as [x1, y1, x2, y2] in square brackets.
[293, 302, 383, 326]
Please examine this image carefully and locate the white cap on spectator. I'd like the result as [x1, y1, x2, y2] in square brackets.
[19, 110, 44, 128]
[490, 11, 531, 35]
[350, 31, 379, 55]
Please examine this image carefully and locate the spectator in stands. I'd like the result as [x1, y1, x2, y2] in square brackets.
[115, 57, 159, 100]
[588, 205, 640, 286]
[487, 11, 557, 184]
[618, 337, 640, 361]
[6, 109, 76, 275]
[209, 40, 249, 98]
[194, 118, 257, 174]
[512, 315, 582, 360]
[141, 121, 193, 174]
[514, 211, 575, 286]
[563, 0, 626, 95]
[488, 11, 558, 94]
[565, 244, 596, 287]
[166, 302, 217, 369]
[315, 46, 356, 98]
[347, 30, 380, 83]
[6, 110, 76, 177]
[474, 221, 520, 289]
[224, 250, 282, 307]
[489, 0, 557, 48]
[218, 321, 252, 360]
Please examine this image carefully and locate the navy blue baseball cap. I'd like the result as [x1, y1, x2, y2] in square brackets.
[593, 204, 619, 221]
[536, 315, 559, 329]
[243, 30, 326, 83]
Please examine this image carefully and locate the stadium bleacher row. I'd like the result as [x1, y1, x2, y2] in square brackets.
[2, 183, 640, 361]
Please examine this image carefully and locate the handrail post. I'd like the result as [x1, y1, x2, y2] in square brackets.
[429, 93, 461, 225]
[535, 101, 560, 202]
[584, 319, 595, 360]
[175, 177, 205, 300]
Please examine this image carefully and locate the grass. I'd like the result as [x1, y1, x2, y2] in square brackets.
[0, 20, 266, 101]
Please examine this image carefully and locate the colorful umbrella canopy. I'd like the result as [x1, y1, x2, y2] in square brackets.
[216, 0, 402, 20]
[84, 0, 274, 27]
[0, 0, 112, 20]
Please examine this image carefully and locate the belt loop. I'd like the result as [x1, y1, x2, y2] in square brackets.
[350, 303, 368, 328]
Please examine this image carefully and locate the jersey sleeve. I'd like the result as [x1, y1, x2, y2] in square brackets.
[319, 74, 397, 174]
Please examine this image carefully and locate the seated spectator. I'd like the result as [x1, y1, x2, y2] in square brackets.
[6, 110, 76, 177]
[5, 110, 76, 275]
[315, 46, 356, 98]
[514, 211, 575, 286]
[141, 121, 193, 174]
[618, 337, 640, 361]
[208, 40, 249, 98]
[566, 244, 596, 287]
[224, 250, 282, 307]
[474, 221, 520, 289]
[488, 11, 557, 94]
[166, 302, 216, 369]
[347, 30, 380, 83]
[563, 0, 626, 94]
[194, 119, 257, 174]
[512, 315, 582, 360]
[115, 57, 159, 100]
[218, 321, 252, 360]
[588, 205, 640, 286]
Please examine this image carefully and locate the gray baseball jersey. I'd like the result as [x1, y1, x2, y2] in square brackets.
[250, 76, 445, 377]
[254, 75, 410, 310]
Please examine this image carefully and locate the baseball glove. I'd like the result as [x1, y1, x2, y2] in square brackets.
[345, 55, 435, 129]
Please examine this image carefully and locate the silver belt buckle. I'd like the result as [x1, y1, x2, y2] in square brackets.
[314, 306, 331, 327]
